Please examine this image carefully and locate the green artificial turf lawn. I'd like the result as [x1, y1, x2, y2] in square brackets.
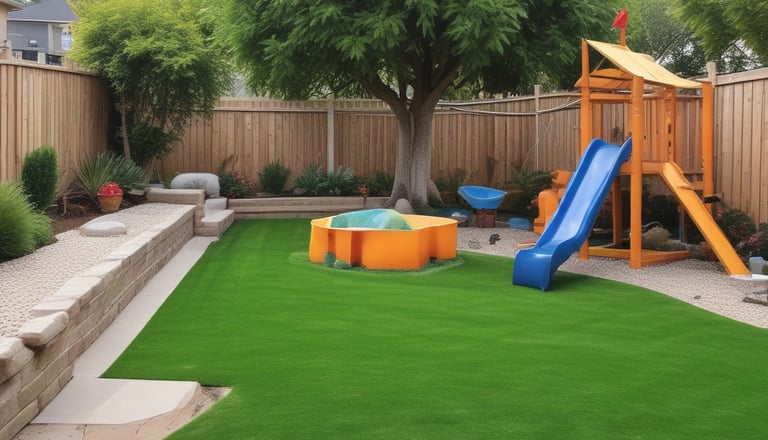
[105, 219, 768, 439]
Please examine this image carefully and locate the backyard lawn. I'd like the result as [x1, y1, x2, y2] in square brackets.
[105, 219, 768, 439]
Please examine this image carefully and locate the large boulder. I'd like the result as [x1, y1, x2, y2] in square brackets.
[170, 173, 220, 197]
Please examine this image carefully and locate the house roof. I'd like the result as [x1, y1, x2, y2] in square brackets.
[584, 40, 702, 89]
[9, 0, 75, 24]
[0, 0, 22, 12]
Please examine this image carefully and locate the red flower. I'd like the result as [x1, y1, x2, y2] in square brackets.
[98, 182, 124, 197]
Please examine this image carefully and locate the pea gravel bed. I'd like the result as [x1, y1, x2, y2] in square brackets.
[1, 211, 765, 338]
[0, 203, 191, 337]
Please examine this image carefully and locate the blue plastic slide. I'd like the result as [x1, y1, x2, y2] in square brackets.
[512, 138, 632, 291]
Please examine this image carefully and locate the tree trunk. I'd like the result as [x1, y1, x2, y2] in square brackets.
[387, 107, 434, 212]
[119, 94, 131, 162]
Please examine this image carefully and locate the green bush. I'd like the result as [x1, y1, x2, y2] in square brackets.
[506, 168, 554, 216]
[219, 172, 252, 198]
[370, 170, 394, 196]
[0, 183, 53, 261]
[124, 122, 175, 168]
[322, 166, 356, 195]
[714, 207, 756, 249]
[259, 160, 291, 194]
[293, 163, 356, 196]
[74, 152, 146, 199]
[21, 146, 59, 211]
[738, 222, 768, 260]
[294, 163, 326, 195]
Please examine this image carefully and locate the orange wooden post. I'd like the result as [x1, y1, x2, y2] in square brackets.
[629, 76, 644, 269]
[579, 39, 592, 260]
[664, 86, 677, 162]
[701, 82, 715, 210]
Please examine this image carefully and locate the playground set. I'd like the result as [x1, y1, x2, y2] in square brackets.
[513, 13, 751, 290]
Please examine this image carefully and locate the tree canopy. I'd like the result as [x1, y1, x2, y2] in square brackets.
[69, 0, 231, 165]
[672, 0, 765, 71]
[221, 0, 619, 207]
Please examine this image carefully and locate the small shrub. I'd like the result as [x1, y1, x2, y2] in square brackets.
[219, 172, 253, 198]
[74, 152, 146, 199]
[322, 166, 356, 195]
[714, 207, 756, 249]
[125, 122, 175, 167]
[366, 170, 394, 196]
[21, 146, 59, 211]
[294, 163, 326, 195]
[737, 222, 768, 260]
[259, 160, 291, 194]
[506, 168, 554, 217]
[0, 183, 52, 261]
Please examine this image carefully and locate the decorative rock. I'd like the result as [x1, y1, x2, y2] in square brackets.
[18, 312, 69, 347]
[0, 337, 34, 382]
[170, 173, 220, 197]
[394, 198, 415, 214]
[79, 220, 128, 237]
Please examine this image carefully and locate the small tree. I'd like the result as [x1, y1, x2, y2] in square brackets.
[69, 0, 231, 165]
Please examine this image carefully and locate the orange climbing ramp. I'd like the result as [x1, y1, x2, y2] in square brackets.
[659, 162, 750, 275]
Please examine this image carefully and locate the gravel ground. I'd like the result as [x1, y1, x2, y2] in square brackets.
[0, 203, 191, 338]
[2, 210, 766, 338]
[458, 226, 768, 328]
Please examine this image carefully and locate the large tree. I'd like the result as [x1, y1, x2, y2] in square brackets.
[672, 0, 765, 71]
[69, 0, 231, 165]
[221, 0, 618, 210]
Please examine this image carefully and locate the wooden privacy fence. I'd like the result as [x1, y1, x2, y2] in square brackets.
[712, 67, 768, 227]
[166, 93, 702, 190]
[0, 60, 764, 225]
[0, 61, 109, 189]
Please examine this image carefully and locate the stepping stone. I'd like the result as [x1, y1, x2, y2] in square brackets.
[80, 220, 128, 237]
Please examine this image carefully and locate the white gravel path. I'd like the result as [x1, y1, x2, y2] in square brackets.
[2, 211, 765, 338]
[0, 203, 191, 337]
[457, 226, 768, 328]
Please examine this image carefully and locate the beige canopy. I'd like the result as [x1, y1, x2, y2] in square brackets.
[581, 39, 703, 90]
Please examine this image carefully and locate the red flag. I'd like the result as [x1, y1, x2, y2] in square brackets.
[612, 9, 628, 28]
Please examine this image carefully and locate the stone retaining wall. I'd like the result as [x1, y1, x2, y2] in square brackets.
[0, 207, 195, 440]
[229, 196, 387, 219]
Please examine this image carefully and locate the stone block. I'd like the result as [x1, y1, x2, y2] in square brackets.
[17, 370, 45, 409]
[30, 297, 79, 318]
[78, 259, 123, 286]
[147, 187, 206, 205]
[0, 400, 37, 440]
[52, 276, 103, 305]
[17, 312, 69, 348]
[0, 338, 34, 383]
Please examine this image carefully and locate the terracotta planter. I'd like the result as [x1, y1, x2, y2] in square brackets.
[98, 195, 122, 213]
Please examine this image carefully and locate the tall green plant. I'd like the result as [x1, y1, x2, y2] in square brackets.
[259, 160, 292, 194]
[0, 183, 52, 261]
[74, 152, 146, 199]
[21, 146, 59, 211]
[322, 166, 356, 195]
[294, 163, 325, 196]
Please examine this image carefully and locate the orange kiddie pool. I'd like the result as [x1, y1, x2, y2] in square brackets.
[309, 209, 458, 270]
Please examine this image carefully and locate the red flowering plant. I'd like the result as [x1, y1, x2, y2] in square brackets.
[358, 184, 369, 198]
[97, 182, 123, 197]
